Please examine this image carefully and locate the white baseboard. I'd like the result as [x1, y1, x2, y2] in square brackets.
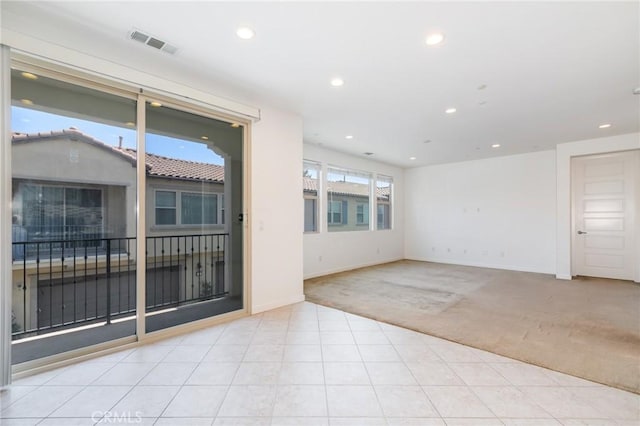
[303, 257, 404, 280]
[251, 294, 306, 314]
[555, 273, 572, 280]
[404, 256, 556, 276]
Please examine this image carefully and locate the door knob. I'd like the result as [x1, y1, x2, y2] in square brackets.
[577, 230, 587, 235]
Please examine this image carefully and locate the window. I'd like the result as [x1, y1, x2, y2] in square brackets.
[156, 191, 177, 225]
[328, 200, 344, 224]
[182, 192, 217, 225]
[376, 175, 393, 230]
[155, 190, 223, 226]
[303, 161, 320, 232]
[327, 167, 371, 232]
[356, 203, 369, 225]
[16, 183, 104, 243]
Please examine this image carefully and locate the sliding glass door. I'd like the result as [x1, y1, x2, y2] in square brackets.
[6, 62, 247, 369]
[144, 101, 244, 333]
[10, 68, 138, 364]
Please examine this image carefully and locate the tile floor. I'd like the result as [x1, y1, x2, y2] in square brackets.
[1, 302, 638, 425]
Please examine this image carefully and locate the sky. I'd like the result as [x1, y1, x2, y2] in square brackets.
[11, 107, 224, 166]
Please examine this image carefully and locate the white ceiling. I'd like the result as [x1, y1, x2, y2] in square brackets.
[2, 1, 639, 168]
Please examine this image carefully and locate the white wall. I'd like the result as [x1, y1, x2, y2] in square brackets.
[556, 132, 640, 280]
[303, 144, 404, 278]
[405, 150, 557, 274]
[251, 108, 304, 312]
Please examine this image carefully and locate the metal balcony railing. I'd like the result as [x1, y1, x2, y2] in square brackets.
[11, 232, 228, 340]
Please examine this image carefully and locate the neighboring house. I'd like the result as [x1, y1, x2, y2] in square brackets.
[11, 129, 227, 336]
[303, 176, 391, 232]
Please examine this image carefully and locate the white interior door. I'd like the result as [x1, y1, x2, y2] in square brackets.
[572, 150, 639, 281]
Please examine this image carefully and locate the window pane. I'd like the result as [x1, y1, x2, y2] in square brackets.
[304, 198, 317, 232]
[303, 161, 319, 233]
[156, 191, 176, 207]
[10, 68, 138, 362]
[156, 208, 176, 225]
[181, 193, 203, 224]
[376, 176, 393, 230]
[327, 167, 370, 232]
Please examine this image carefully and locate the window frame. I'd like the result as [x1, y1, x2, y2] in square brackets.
[376, 175, 393, 230]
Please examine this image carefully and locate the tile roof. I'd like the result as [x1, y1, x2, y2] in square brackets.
[12, 128, 224, 183]
[115, 147, 224, 183]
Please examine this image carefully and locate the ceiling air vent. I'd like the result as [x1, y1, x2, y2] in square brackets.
[129, 29, 178, 55]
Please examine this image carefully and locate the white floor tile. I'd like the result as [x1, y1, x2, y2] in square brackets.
[502, 420, 563, 425]
[319, 320, 351, 332]
[186, 362, 240, 385]
[321, 345, 362, 362]
[422, 385, 494, 418]
[353, 331, 390, 345]
[180, 326, 225, 345]
[162, 344, 211, 363]
[272, 385, 327, 417]
[357, 344, 400, 362]
[0, 386, 38, 410]
[278, 362, 324, 385]
[330, 418, 387, 425]
[288, 320, 319, 332]
[365, 362, 417, 385]
[489, 362, 559, 386]
[374, 385, 438, 417]
[386, 418, 446, 426]
[470, 386, 551, 418]
[519, 386, 603, 418]
[217, 330, 255, 345]
[251, 331, 287, 345]
[443, 419, 503, 425]
[0, 419, 42, 426]
[218, 385, 277, 417]
[283, 344, 322, 362]
[430, 343, 484, 363]
[233, 362, 281, 385]
[49, 386, 130, 418]
[139, 362, 197, 386]
[447, 363, 510, 386]
[324, 362, 370, 385]
[214, 416, 272, 425]
[110, 385, 179, 418]
[405, 362, 465, 386]
[91, 362, 156, 386]
[394, 344, 442, 363]
[1, 386, 82, 418]
[162, 385, 228, 417]
[203, 344, 248, 363]
[285, 331, 321, 345]
[243, 344, 285, 362]
[121, 344, 173, 363]
[155, 417, 213, 425]
[326, 385, 383, 417]
[320, 332, 355, 345]
[272, 417, 328, 426]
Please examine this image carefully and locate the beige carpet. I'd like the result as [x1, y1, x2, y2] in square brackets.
[304, 260, 640, 394]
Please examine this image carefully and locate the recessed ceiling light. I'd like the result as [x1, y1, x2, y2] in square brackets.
[330, 77, 344, 87]
[21, 72, 38, 80]
[201, 136, 209, 140]
[423, 139, 432, 144]
[20, 99, 33, 105]
[149, 101, 162, 107]
[445, 107, 457, 114]
[477, 84, 487, 90]
[230, 123, 241, 128]
[491, 143, 501, 148]
[345, 135, 353, 139]
[598, 123, 612, 129]
[236, 26, 255, 40]
[363, 152, 374, 156]
[633, 87, 640, 95]
[425, 32, 445, 46]
[409, 156, 417, 160]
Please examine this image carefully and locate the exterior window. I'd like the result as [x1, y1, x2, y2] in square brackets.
[327, 167, 370, 232]
[155, 190, 223, 226]
[376, 175, 393, 230]
[328, 200, 344, 224]
[303, 161, 320, 232]
[156, 191, 177, 225]
[356, 203, 369, 225]
[182, 193, 217, 225]
[16, 184, 104, 243]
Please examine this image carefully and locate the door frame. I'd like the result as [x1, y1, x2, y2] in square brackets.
[556, 134, 640, 282]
